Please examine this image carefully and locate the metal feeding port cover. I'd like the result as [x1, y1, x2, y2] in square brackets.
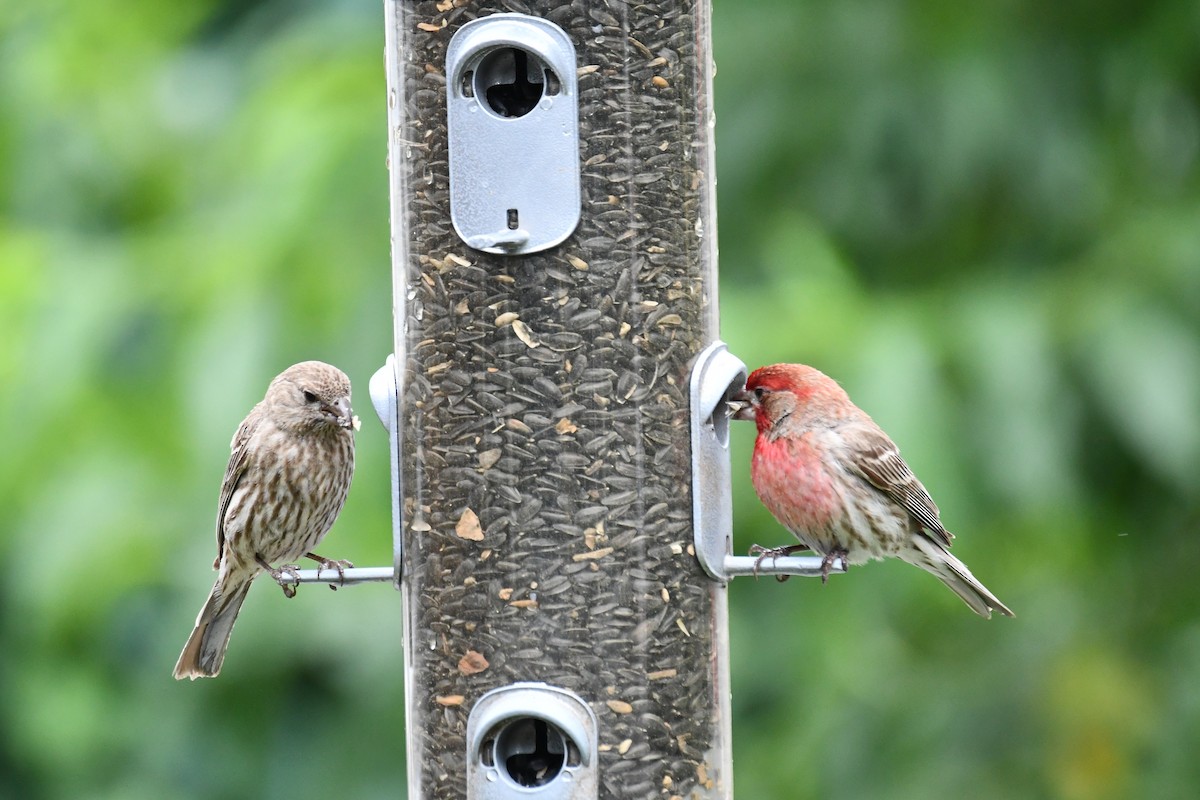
[369, 354, 403, 588]
[689, 342, 747, 583]
[446, 14, 581, 255]
[466, 682, 598, 799]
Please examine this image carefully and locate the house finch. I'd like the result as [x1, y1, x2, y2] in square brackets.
[732, 363, 1013, 618]
[174, 361, 359, 680]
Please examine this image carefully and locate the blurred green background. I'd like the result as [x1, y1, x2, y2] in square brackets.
[2, 1, 1198, 798]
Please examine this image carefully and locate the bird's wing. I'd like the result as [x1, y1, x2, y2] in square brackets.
[214, 404, 262, 566]
[842, 421, 954, 548]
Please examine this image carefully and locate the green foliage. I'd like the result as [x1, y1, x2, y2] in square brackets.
[719, 1, 1200, 798]
[2, 1, 1198, 798]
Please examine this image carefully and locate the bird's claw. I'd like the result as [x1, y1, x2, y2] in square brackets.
[820, 549, 848, 584]
[255, 554, 302, 597]
[275, 564, 302, 597]
[748, 544, 774, 580]
[748, 543, 811, 581]
[309, 554, 354, 591]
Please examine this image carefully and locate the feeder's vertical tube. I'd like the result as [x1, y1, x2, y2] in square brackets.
[383, 2, 727, 798]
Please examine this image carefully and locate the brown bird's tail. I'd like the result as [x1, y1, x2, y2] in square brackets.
[173, 577, 253, 680]
[906, 536, 1014, 619]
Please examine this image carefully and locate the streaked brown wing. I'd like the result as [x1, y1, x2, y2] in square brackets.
[844, 422, 954, 548]
[214, 403, 262, 565]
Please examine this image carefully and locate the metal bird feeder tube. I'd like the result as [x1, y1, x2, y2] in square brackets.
[382, 1, 729, 797]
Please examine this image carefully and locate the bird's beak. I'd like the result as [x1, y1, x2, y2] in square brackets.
[326, 397, 358, 430]
[728, 389, 756, 421]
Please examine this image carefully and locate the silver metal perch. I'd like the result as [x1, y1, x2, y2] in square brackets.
[722, 553, 847, 580]
[283, 566, 396, 586]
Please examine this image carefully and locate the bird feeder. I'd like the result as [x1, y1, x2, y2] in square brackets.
[381, 3, 729, 796]
[285, 2, 840, 796]
[273, 2, 844, 798]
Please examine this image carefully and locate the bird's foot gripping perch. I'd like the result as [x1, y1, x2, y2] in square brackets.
[818, 548, 849, 584]
[749, 543, 812, 582]
[307, 553, 354, 591]
[256, 555, 302, 598]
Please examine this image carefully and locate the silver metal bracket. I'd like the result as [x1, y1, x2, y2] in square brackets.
[446, 14, 581, 255]
[689, 342, 846, 582]
[370, 354, 403, 588]
[466, 683, 599, 799]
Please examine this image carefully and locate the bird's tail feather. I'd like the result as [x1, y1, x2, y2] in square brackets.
[173, 578, 252, 680]
[907, 536, 1014, 619]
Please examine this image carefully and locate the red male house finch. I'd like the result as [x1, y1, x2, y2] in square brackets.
[174, 361, 359, 680]
[733, 363, 1013, 618]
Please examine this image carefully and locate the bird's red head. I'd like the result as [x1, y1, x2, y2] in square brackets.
[732, 363, 850, 434]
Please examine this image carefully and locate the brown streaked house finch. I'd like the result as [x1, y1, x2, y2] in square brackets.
[174, 361, 359, 680]
[733, 363, 1013, 619]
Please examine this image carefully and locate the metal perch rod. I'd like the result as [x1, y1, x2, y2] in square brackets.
[285, 566, 396, 586]
[284, 559, 842, 585]
[723, 554, 847, 579]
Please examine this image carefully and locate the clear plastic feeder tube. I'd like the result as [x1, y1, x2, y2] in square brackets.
[382, 2, 727, 797]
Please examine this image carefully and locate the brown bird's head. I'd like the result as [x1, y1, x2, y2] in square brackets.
[264, 361, 357, 434]
[731, 363, 852, 434]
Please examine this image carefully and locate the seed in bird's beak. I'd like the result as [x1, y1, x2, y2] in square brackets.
[728, 391, 756, 421]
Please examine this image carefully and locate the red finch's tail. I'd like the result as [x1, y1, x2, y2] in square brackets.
[173, 577, 253, 679]
[906, 536, 1014, 619]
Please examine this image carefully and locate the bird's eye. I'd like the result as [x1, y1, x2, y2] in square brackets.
[302, 390, 318, 403]
[753, 387, 766, 400]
